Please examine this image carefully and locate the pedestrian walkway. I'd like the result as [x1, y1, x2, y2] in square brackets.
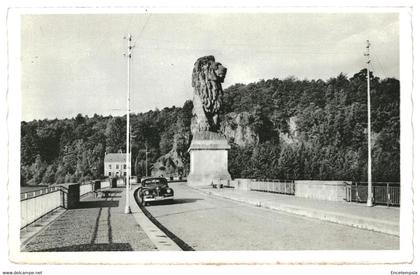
[22, 187, 157, 252]
[194, 186, 400, 236]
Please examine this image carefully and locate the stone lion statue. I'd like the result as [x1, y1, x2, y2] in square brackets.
[191, 55, 227, 134]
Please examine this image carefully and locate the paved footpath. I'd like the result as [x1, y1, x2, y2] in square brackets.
[22, 187, 157, 252]
[196, 186, 400, 236]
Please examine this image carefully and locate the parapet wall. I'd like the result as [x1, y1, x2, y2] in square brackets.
[228, 179, 349, 202]
[21, 189, 62, 228]
[294, 180, 349, 202]
[21, 179, 114, 229]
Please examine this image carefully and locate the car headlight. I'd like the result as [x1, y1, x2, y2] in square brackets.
[145, 190, 150, 195]
[166, 189, 172, 194]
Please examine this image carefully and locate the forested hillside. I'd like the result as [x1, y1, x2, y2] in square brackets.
[224, 69, 399, 182]
[21, 69, 400, 185]
[20, 102, 193, 185]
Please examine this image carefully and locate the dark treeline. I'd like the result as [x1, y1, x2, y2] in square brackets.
[21, 69, 399, 185]
[21, 102, 193, 185]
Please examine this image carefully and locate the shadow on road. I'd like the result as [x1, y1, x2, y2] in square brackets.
[98, 190, 123, 195]
[77, 200, 119, 209]
[34, 243, 133, 251]
[108, 195, 122, 199]
[147, 198, 203, 206]
[171, 198, 203, 204]
[104, 190, 123, 194]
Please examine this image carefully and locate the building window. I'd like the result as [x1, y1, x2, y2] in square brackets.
[124, 172, 127, 176]
[108, 164, 112, 169]
[116, 164, 119, 169]
[108, 172, 111, 176]
[123, 164, 127, 169]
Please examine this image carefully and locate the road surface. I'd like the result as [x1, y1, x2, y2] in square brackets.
[141, 182, 399, 250]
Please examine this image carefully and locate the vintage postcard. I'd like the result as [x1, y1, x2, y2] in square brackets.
[2, 4, 416, 271]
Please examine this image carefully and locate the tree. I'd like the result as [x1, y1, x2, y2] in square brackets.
[42, 165, 56, 184]
[21, 123, 39, 166]
[105, 117, 126, 153]
[55, 164, 66, 184]
[27, 155, 47, 185]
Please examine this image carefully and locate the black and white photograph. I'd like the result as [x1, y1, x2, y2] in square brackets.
[1, 3, 417, 273]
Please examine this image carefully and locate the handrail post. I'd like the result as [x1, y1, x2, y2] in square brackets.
[357, 183, 360, 202]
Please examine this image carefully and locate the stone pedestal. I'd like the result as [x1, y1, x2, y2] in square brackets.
[187, 131, 231, 186]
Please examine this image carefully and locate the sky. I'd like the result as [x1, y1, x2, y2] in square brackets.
[21, 13, 399, 121]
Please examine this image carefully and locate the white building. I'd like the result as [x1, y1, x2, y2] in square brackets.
[104, 152, 130, 177]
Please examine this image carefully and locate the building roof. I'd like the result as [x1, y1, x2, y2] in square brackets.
[104, 153, 130, 162]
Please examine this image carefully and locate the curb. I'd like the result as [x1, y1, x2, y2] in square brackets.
[130, 188, 183, 251]
[191, 186, 399, 237]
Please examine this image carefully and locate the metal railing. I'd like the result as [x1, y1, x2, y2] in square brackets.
[345, 182, 400, 206]
[249, 179, 295, 195]
[20, 186, 62, 200]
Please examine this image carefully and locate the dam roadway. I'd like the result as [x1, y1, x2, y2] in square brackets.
[140, 182, 399, 250]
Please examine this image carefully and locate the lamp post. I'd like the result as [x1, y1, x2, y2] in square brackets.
[124, 34, 133, 214]
[365, 40, 373, 207]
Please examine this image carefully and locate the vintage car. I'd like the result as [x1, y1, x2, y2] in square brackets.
[139, 177, 174, 205]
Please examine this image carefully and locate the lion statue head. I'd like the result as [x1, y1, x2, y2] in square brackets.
[191, 55, 227, 133]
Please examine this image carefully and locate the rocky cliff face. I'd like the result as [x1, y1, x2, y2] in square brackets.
[220, 112, 259, 147]
[279, 116, 299, 144]
[150, 148, 186, 178]
[151, 111, 260, 178]
[151, 130, 190, 178]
